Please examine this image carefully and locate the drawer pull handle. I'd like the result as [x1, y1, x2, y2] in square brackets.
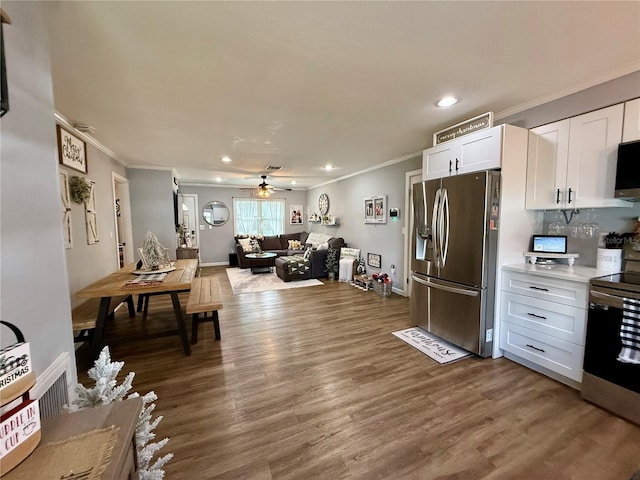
[526, 344, 546, 353]
[529, 286, 549, 292]
[527, 312, 547, 320]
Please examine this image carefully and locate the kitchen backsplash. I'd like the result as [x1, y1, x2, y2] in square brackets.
[542, 204, 640, 267]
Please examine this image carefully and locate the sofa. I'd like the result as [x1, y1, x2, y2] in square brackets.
[234, 231, 345, 279]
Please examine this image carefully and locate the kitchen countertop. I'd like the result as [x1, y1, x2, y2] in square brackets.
[502, 263, 617, 284]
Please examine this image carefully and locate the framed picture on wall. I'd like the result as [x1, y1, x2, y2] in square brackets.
[367, 253, 381, 268]
[57, 125, 87, 174]
[364, 195, 386, 224]
[290, 204, 303, 225]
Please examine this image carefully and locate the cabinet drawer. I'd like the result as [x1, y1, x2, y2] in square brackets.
[500, 321, 584, 382]
[502, 271, 588, 308]
[501, 292, 586, 345]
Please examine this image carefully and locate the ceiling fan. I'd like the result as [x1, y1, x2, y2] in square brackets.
[244, 175, 291, 198]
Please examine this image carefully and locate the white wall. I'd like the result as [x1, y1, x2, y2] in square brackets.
[0, 2, 76, 382]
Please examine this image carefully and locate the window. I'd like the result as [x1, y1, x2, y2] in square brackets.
[233, 198, 285, 236]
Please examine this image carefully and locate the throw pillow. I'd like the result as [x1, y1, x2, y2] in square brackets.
[249, 238, 262, 253]
[288, 239, 302, 250]
[303, 248, 312, 260]
[317, 242, 329, 250]
[238, 238, 252, 251]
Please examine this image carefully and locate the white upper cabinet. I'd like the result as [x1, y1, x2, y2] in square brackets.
[525, 120, 570, 209]
[622, 98, 640, 142]
[423, 125, 502, 180]
[525, 103, 626, 209]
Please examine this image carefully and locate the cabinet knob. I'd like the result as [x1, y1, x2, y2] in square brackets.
[526, 344, 546, 353]
[449, 160, 452, 173]
[529, 286, 549, 292]
[568, 188, 573, 204]
[556, 189, 561, 204]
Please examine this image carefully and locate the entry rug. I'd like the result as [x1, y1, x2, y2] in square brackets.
[225, 268, 322, 295]
[392, 327, 472, 365]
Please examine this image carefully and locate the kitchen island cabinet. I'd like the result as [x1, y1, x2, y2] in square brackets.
[422, 124, 502, 180]
[525, 103, 628, 209]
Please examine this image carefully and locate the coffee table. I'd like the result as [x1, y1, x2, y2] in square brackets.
[245, 252, 277, 274]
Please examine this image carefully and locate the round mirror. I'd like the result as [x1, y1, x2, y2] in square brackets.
[202, 201, 229, 226]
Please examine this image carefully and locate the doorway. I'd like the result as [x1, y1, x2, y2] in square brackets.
[179, 193, 199, 246]
[403, 169, 422, 298]
[112, 173, 134, 269]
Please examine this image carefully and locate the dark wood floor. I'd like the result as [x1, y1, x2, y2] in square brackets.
[75, 266, 640, 479]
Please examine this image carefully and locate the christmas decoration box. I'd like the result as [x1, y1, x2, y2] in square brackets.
[0, 322, 36, 405]
[0, 395, 41, 475]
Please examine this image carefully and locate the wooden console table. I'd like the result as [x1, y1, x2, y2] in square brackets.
[4, 397, 142, 480]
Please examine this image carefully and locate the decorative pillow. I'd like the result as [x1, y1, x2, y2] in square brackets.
[303, 248, 312, 260]
[238, 238, 252, 251]
[249, 238, 262, 253]
[316, 242, 329, 250]
[288, 239, 302, 250]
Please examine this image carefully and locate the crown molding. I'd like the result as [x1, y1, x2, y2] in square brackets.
[495, 63, 640, 121]
[54, 112, 125, 165]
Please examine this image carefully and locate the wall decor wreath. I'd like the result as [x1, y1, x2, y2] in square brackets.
[68, 175, 91, 204]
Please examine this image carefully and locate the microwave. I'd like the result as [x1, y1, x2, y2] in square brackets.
[615, 140, 640, 200]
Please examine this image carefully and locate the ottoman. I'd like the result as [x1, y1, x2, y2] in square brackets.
[275, 256, 312, 282]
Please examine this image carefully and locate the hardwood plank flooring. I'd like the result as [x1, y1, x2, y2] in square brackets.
[74, 266, 640, 479]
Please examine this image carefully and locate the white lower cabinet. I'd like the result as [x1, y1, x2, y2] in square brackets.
[500, 269, 588, 384]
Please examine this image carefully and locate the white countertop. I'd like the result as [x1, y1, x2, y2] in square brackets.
[502, 263, 618, 284]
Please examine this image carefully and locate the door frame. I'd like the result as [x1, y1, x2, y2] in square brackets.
[404, 169, 422, 298]
[111, 172, 134, 268]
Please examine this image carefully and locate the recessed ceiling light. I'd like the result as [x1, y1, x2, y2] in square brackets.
[215, 177, 222, 182]
[323, 164, 334, 171]
[436, 96, 458, 107]
[291, 180, 297, 185]
[221, 156, 232, 163]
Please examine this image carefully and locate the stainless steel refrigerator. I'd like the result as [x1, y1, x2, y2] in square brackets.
[410, 170, 500, 357]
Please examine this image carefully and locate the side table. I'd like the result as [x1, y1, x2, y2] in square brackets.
[4, 397, 142, 480]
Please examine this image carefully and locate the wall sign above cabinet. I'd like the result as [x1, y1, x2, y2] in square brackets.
[433, 112, 494, 145]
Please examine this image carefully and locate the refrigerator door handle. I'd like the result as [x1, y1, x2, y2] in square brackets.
[432, 188, 441, 264]
[441, 188, 450, 267]
[411, 274, 480, 297]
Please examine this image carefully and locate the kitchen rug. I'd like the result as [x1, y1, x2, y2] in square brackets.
[225, 268, 322, 295]
[392, 327, 472, 365]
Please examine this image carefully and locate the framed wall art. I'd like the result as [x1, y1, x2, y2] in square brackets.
[367, 253, 381, 268]
[57, 125, 87, 174]
[290, 204, 303, 225]
[364, 195, 386, 224]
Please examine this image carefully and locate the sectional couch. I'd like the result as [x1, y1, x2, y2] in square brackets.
[234, 231, 345, 278]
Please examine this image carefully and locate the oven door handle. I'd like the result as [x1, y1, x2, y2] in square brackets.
[589, 290, 624, 309]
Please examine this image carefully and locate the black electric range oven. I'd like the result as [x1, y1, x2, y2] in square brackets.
[584, 273, 640, 425]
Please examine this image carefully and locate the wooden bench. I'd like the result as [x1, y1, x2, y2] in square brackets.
[186, 276, 223, 344]
[72, 295, 135, 343]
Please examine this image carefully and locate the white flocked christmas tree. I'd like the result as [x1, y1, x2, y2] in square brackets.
[73, 347, 173, 480]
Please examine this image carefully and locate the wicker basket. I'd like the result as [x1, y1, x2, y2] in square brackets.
[373, 280, 392, 297]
